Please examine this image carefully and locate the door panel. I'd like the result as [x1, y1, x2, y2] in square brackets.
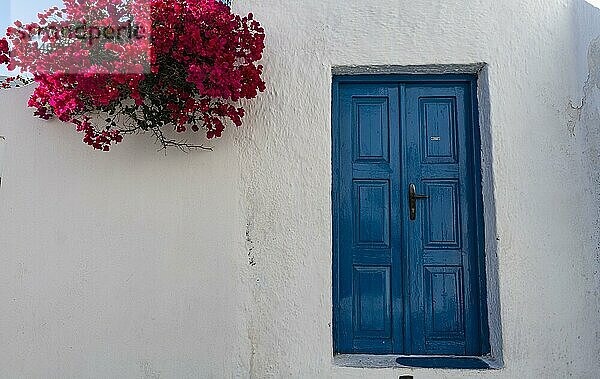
[352, 266, 391, 338]
[423, 266, 465, 348]
[354, 97, 390, 163]
[333, 78, 485, 356]
[353, 180, 390, 247]
[422, 180, 461, 249]
[336, 83, 401, 354]
[405, 84, 480, 355]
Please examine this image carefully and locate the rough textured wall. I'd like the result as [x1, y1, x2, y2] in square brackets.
[0, 0, 599, 378]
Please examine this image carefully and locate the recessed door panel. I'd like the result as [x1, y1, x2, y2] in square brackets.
[422, 180, 461, 249]
[423, 266, 465, 353]
[353, 97, 390, 164]
[352, 266, 392, 338]
[420, 97, 458, 164]
[353, 180, 390, 247]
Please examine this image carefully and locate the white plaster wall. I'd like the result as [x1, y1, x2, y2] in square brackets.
[0, 0, 599, 378]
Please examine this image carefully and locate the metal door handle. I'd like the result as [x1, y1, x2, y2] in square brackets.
[409, 183, 429, 221]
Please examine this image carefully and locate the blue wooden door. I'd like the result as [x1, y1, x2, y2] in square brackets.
[335, 83, 402, 354]
[333, 77, 487, 356]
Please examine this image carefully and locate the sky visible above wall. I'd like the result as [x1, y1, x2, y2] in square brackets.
[0, 0, 63, 76]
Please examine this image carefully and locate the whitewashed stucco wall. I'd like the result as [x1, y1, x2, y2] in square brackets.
[0, 0, 599, 378]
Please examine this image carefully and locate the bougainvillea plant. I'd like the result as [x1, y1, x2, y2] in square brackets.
[0, 0, 265, 151]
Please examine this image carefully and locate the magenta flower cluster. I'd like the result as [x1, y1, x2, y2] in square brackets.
[1, 0, 265, 151]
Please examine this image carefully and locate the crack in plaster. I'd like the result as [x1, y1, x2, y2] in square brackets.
[570, 35, 600, 326]
[568, 36, 600, 135]
[245, 221, 257, 267]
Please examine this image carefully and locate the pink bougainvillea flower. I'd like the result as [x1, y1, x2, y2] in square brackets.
[0, 38, 10, 64]
[0, 0, 265, 151]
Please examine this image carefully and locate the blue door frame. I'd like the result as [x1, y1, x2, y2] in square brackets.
[332, 74, 490, 356]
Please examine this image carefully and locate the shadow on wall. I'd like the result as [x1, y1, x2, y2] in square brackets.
[573, 0, 600, 238]
[572, 3, 600, 363]
[0, 135, 5, 186]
